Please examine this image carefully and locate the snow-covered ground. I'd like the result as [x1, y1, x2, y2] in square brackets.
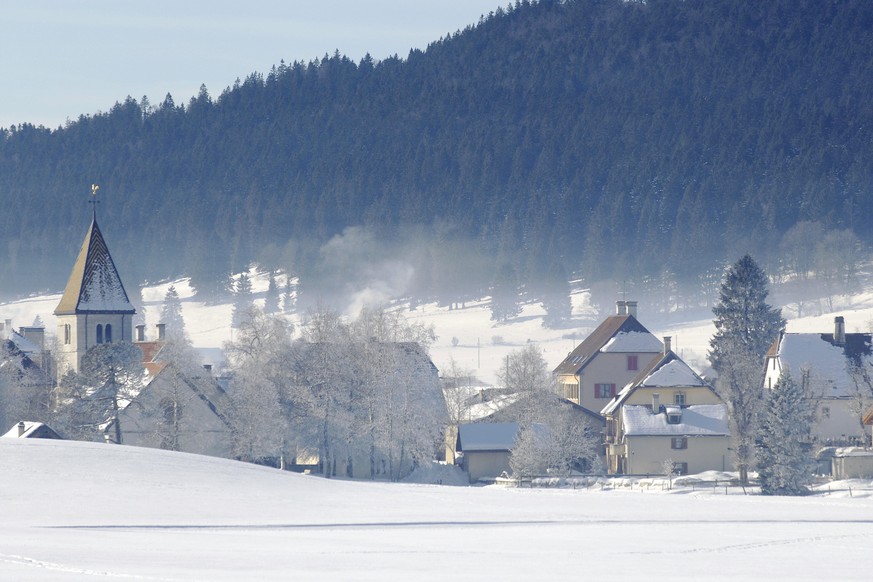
[4, 270, 873, 385]
[1, 439, 871, 580]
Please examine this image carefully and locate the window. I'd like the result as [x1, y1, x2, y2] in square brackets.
[671, 437, 687, 450]
[64, 324, 71, 345]
[672, 462, 688, 475]
[563, 383, 580, 402]
[96, 324, 103, 344]
[821, 406, 830, 419]
[627, 355, 638, 371]
[674, 392, 686, 406]
[105, 324, 112, 343]
[595, 383, 616, 399]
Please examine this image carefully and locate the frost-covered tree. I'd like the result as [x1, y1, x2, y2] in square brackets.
[709, 255, 785, 484]
[501, 345, 599, 476]
[225, 306, 296, 462]
[716, 342, 766, 485]
[55, 342, 144, 443]
[756, 370, 817, 495]
[0, 340, 51, 431]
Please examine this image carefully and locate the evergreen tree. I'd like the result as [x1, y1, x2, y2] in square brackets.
[264, 270, 279, 314]
[283, 274, 295, 313]
[756, 371, 817, 495]
[490, 263, 521, 323]
[709, 254, 785, 484]
[160, 285, 187, 343]
[232, 273, 254, 328]
[709, 255, 786, 370]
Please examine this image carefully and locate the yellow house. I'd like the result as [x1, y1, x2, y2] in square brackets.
[553, 300, 663, 416]
[602, 346, 730, 475]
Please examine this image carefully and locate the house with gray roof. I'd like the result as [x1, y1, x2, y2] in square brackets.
[764, 316, 873, 446]
[602, 344, 730, 475]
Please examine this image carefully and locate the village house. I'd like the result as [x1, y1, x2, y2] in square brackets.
[553, 300, 663, 417]
[764, 316, 873, 446]
[454, 422, 520, 483]
[602, 339, 731, 475]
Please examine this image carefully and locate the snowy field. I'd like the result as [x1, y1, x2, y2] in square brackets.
[1, 439, 871, 581]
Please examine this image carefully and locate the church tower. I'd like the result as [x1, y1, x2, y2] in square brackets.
[54, 190, 135, 379]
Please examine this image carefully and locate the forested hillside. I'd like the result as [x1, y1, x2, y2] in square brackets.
[2, 0, 871, 312]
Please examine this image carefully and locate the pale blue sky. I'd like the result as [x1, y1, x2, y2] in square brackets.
[0, 0, 504, 128]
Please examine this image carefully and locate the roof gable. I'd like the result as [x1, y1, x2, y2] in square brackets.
[55, 218, 135, 315]
[601, 352, 715, 416]
[554, 315, 661, 376]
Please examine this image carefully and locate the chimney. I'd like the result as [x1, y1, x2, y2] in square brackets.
[136, 324, 145, 342]
[19, 327, 45, 352]
[663, 336, 672, 355]
[203, 364, 213, 374]
[652, 393, 660, 414]
[17, 421, 25, 437]
[834, 316, 846, 346]
[616, 300, 627, 315]
[156, 323, 166, 341]
[2, 318, 11, 340]
[626, 300, 638, 319]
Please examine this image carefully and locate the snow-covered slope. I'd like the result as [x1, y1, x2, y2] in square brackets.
[3, 273, 873, 384]
[1, 439, 871, 580]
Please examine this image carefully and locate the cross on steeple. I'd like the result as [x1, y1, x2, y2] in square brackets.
[89, 184, 100, 219]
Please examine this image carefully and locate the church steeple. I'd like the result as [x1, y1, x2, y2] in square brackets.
[54, 216, 135, 316]
[54, 187, 135, 378]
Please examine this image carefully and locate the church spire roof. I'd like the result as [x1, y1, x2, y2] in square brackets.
[54, 216, 135, 315]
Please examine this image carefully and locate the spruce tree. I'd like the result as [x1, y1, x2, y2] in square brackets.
[232, 274, 254, 328]
[709, 254, 786, 371]
[160, 285, 187, 343]
[264, 270, 279, 314]
[756, 371, 817, 495]
[709, 254, 785, 484]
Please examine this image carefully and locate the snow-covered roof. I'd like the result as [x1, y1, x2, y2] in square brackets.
[622, 404, 729, 437]
[554, 315, 661, 376]
[55, 217, 135, 315]
[601, 331, 664, 354]
[638, 358, 707, 388]
[2, 421, 60, 439]
[458, 422, 519, 452]
[775, 333, 873, 398]
[9, 331, 41, 354]
[601, 352, 712, 416]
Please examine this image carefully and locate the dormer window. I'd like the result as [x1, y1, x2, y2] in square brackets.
[665, 406, 682, 424]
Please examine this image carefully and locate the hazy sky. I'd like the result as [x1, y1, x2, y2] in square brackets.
[1, 0, 504, 129]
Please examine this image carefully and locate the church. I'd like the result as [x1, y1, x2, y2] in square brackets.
[53, 200, 136, 381]
[49, 189, 235, 456]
